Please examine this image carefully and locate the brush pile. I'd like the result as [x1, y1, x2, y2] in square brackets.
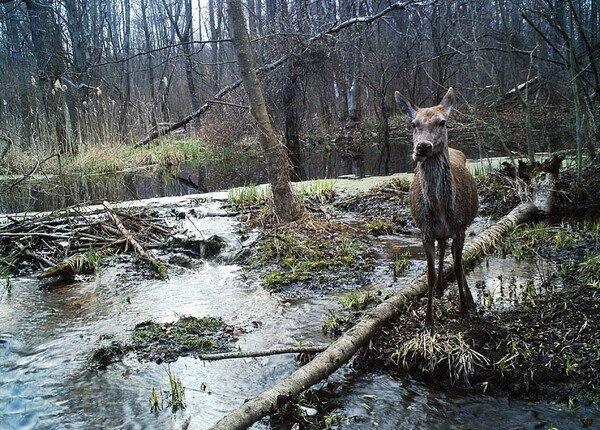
[0, 202, 225, 280]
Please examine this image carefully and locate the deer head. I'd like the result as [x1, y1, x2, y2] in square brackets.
[394, 88, 455, 162]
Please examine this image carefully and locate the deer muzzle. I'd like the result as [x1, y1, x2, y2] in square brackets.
[413, 141, 433, 160]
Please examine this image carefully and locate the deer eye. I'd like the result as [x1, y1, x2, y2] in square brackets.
[411, 121, 417, 129]
[439, 120, 446, 127]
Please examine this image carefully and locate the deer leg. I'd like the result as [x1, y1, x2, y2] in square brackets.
[434, 239, 446, 298]
[423, 236, 436, 330]
[451, 232, 475, 320]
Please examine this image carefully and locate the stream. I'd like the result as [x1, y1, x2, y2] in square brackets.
[1, 178, 599, 428]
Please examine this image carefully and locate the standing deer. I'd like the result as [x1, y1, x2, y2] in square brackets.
[394, 87, 478, 329]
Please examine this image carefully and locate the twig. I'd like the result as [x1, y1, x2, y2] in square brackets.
[103, 201, 168, 279]
[206, 99, 249, 109]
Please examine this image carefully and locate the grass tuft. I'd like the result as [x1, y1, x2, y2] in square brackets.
[392, 332, 490, 385]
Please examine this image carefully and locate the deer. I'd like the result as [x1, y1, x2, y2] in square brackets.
[394, 87, 478, 329]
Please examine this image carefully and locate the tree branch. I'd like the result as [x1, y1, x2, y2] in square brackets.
[197, 345, 327, 361]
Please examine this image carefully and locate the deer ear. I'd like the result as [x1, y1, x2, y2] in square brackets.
[394, 91, 418, 119]
[440, 87, 455, 115]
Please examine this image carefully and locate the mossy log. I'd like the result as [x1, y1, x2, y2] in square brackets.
[37, 251, 101, 279]
[209, 166, 559, 430]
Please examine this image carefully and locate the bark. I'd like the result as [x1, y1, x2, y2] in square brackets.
[118, 0, 132, 142]
[198, 345, 327, 361]
[226, 0, 303, 223]
[209, 167, 560, 429]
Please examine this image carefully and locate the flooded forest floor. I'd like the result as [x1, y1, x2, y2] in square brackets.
[2, 153, 600, 428]
[233, 159, 600, 427]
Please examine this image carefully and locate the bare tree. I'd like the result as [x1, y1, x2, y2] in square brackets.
[226, 0, 303, 222]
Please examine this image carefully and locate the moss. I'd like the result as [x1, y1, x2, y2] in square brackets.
[250, 225, 375, 292]
[90, 339, 131, 370]
[91, 315, 235, 369]
[364, 220, 396, 236]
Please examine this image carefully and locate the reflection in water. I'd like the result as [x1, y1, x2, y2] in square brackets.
[1, 142, 414, 214]
[0, 158, 269, 214]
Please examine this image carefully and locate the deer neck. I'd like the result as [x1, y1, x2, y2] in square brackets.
[418, 148, 455, 226]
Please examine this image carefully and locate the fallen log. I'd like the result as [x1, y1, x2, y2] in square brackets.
[38, 251, 101, 279]
[103, 202, 168, 279]
[210, 157, 561, 429]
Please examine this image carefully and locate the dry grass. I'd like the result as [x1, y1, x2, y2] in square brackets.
[391, 331, 490, 385]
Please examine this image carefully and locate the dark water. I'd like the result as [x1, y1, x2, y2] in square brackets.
[0, 142, 414, 214]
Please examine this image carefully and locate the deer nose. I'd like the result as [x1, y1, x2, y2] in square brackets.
[415, 141, 433, 156]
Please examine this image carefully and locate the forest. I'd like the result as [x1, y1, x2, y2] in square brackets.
[1, 1, 600, 430]
[0, 0, 598, 171]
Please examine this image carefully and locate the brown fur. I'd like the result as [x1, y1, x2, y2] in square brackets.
[395, 88, 478, 329]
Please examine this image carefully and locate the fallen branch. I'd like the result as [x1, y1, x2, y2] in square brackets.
[38, 251, 102, 279]
[103, 201, 168, 279]
[0, 153, 58, 193]
[198, 345, 327, 361]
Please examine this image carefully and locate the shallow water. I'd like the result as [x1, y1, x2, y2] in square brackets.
[328, 372, 598, 430]
[1, 201, 598, 429]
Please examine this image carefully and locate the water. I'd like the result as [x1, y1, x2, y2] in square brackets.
[0, 142, 417, 214]
[326, 372, 598, 430]
[0, 204, 336, 429]
[0, 159, 269, 214]
[1, 199, 598, 429]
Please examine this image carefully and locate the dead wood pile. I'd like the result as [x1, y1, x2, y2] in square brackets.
[0, 204, 175, 279]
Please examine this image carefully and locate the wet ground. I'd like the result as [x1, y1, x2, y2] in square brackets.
[1, 169, 599, 429]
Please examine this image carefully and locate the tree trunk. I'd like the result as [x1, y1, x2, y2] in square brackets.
[118, 0, 132, 143]
[283, 59, 305, 181]
[22, 0, 74, 154]
[226, 0, 303, 222]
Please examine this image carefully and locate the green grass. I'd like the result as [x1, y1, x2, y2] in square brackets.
[295, 180, 336, 202]
[1, 266, 11, 294]
[148, 366, 186, 413]
[337, 290, 381, 311]
[391, 332, 490, 385]
[227, 183, 272, 207]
